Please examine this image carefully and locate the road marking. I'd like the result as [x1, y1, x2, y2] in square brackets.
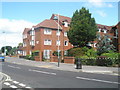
[4, 82, 11, 86]
[13, 81, 19, 84]
[25, 86, 32, 88]
[10, 85, 17, 88]
[0, 72, 12, 81]
[18, 83, 26, 87]
[8, 65, 21, 69]
[29, 69, 56, 75]
[76, 76, 120, 84]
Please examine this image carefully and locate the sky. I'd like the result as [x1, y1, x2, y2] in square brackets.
[0, 0, 119, 49]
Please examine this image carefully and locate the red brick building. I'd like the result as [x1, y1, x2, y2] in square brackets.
[21, 14, 120, 61]
[22, 14, 73, 61]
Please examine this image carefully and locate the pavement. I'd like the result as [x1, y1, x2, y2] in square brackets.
[4, 57, 119, 76]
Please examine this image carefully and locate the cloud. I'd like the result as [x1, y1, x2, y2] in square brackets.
[96, 10, 107, 17]
[0, 19, 35, 48]
[86, 0, 114, 8]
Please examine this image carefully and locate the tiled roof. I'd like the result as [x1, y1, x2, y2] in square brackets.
[33, 19, 62, 30]
[97, 24, 112, 30]
[23, 28, 31, 34]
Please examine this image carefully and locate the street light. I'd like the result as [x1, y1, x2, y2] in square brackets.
[2, 31, 6, 56]
[57, 14, 60, 67]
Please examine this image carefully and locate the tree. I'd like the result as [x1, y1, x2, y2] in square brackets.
[9, 47, 17, 55]
[1, 46, 12, 55]
[68, 7, 97, 47]
[96, 34, 116, 55]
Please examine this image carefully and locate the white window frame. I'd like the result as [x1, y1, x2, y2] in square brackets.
[31, 36, 35, 40]
[64, 22, 68, 27]
[104, 29, 107, 33]
[98, 28, 101, 32]
[44, 39, 52, 45]
[43, 50, 50, 59]
[44, 28, 52, 35]
[64, 41, 68, 46]
[56, 40, 60, 46]
[30, 40, 35, 46]
[56, 30, 60, 36]
[64, 31, 67, 37]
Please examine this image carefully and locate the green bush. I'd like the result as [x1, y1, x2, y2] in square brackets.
[53, 51, 61, 56]
[101, 52, 119, 65]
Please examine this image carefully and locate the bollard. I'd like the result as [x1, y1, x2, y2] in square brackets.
[75, 58, 82, 69]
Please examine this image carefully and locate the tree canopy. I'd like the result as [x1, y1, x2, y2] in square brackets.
[68, 7, 98, 47]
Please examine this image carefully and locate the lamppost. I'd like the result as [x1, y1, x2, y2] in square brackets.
[2, 31, 6, 56]
[57, 14, 60, 67]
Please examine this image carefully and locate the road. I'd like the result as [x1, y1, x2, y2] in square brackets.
[1, 57, 119, 89]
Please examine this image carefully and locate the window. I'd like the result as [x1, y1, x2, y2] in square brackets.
[44, 28, 52, 35]
[29, 51, 32, 55]
[56, 31, 60, 36]
[98, 28, 101, 32]
[56, 40, 60, 46]
[53, 16, 58, 20]
[43, 50, 50, 59]
[64, 22, 68, 27]
[23, 51, 26, 56]
[44, 39, 52, 45]
[30, 30, 35, 36]
[64, 50, 68, 56]
[64, 41, 68, 46]
[64, 32, 67, 37]
[104, 29, 107, 33]
[31, 36, 35, 40]
[30, 40, 35, 46]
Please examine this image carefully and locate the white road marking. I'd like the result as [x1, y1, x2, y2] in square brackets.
[10, 85, 17, 88]
[0, 72, 12, 81]
[8, 65, 21, 69]
[4, 82, 11, 86]
[29, 69, 56, 75]
[18, 83, 26, 87]
[25, 86, 32, 88]
[12, 81, 19, 84]
[76, 76, 120, 84]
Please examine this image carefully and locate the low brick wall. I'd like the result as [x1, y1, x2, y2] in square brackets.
[50, 56, 75, 64]
[34, 56, 41, 61]
[64, 57, 75, 64]
[50, 56, 61, 62]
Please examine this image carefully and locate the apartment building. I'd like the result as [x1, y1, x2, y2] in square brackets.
[111, 22, 120, 53]
[21, 14, 120, 61]
[22, 14, 73, 61]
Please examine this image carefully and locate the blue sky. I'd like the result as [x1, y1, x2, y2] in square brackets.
[0, 1, 119, 48]
[2, 2, 118, 26]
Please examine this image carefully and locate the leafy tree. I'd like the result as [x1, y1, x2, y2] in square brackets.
[1, 46, 12, 55]
[68, 7, 97, 47]
[9, 47, 17, 55]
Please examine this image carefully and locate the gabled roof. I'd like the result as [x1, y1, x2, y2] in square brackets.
[50, 14, 71, 23]
[33, 19, 62, 30]
[23, 28, 31, 34]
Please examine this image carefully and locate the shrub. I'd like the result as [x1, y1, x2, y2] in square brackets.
[53, 51, 61, 56]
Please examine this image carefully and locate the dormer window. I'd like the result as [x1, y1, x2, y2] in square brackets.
[98, 28, 101, 32]
[104, 29, 107, 33]
[63, 20, 68, 27]
[53, 16, 58, 20]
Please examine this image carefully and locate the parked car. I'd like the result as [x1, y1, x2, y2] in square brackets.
[0, 54, 5, 62]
